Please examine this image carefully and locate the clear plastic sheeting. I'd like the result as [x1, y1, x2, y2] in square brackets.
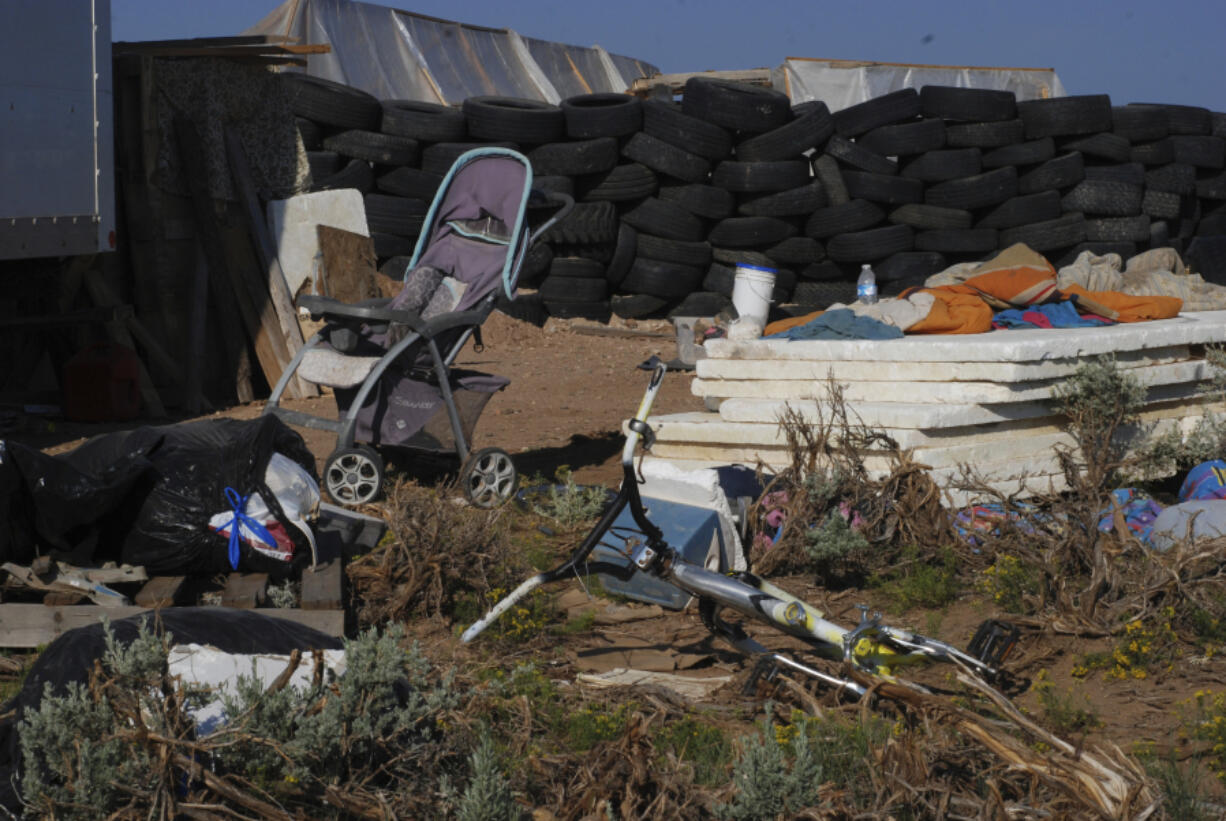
[778, 58, 1066, 111]
[244, 0, 658, 104]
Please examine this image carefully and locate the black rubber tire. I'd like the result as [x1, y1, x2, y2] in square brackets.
[381, 100, 466, 142]
[324, 446, 384, 505]
[577, 163, 658, 202]
[1214, 112, 1226, 139]
[702, 262, 736, 296]
[1084, 163, 1145, 185]
[621, 197, 706, 241]
[711, 247, 774, 267]
[1149, 219, 1171, 248]
[1198, 208, 1226, 237]
[528, 138, 619, 176]
[797, 260, 854, 282]
[982, 137, 1055, 169]
[914, 228, 998, 254]
[712, 160, 811, 193]
[1059, 132, 1131, 163]
[1130, 103, 1212, 136]
[875, 250, 947, 282]
[539, 273, 608, 302]
[296, 117, 323, 150]
[900, 148, 982, 182]
[669, 291, 733, 318]
[371, 232, 418, 258]
[1141, 189, 1183, 219]
[421, 142, 517, 175]
[792, 279, 857, 306]
[363, 193, 427, 237]
[925, 166, 1018, 210]
[999, 212, 1086, 251]
[735, 103, 835, 162]
[519, 243, 554, 285]
[1145, 163, 1197, 194]
[858, 118, 946, 156]
[312, 158, 374, 193]
[826, 224, 914, 262]
[1170, 136, 1226, 169]
[1112, 105, 1168, 143]
[307, 150, 341, 180]
[765, 236, 825, 265]
[824, 135, 898, 175]
[282, 73, 381, 130]
[832, 88, 922, 137]
[1186, 236, 1226, 285]
[975, 190, 1063, 229]
[541, 201, 618, 244]
[1085, 215, 1151, 242]
[621, 257, 705, 298]
[771, 267, 798, 302]
[1060, 180, 1144, 216]
[805, 199, 886, 238]
[548, 256, 607, 279]
[1018, 95, 1112, 138]
[812, 155, 850, 204]
[531, 175, 575, 197]
[562, 93, 643, 138]
[708, 216, 797, 248]
[611, 293, 669, 318]
[1130, 138, 1175, 166]
[496, 291, 548, 327]
[843, 171, 923, 205]
[945, 119, 1025, 148]
[889, 203, 973, 230]
[636, 234, 712, 267]
[1054, 242, 1138, 267]
[737, 181, 829, 217]
[681, 77, 792, 133]
[621, 131, 711, 183]
[658, 183, 735, 219]
[606, 223, 637, 287]
[920, 85, 1016, 122]
[376, 167, 443, 200]
[322, 129, 420, 166]
[641, 99, 733, 160]
[543, 300, 612, 322]
[1016, 152, 1085, 194]
[879, 272, 933, 298]
[1197, 171, 1226, 200]
[463, 96, 565, 143]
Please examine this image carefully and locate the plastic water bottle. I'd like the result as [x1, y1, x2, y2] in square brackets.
[856, 264, 878, 305]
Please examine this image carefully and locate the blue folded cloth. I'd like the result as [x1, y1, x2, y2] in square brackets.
[767, 308, 904, 340]
[992, 300, 1115, 330]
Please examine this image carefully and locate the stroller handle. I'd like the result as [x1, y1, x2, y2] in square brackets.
[527, 191, 575, 247]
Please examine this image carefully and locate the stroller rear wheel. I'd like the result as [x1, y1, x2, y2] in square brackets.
[324, 446, 385, 506]
[461, 447, 518, 508]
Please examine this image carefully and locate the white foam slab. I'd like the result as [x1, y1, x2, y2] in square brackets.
[267, 190, 369, 297]
[695, 346, 1190, 383]
[704, 311, 1226, 363]
[693, 360, 1213, 404]
[714, 381, 1213, 429]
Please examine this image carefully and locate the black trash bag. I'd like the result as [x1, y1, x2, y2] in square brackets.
[0, 435, 157, 566]
[58, 416, 318, 577]
[0, 608, 343, 813]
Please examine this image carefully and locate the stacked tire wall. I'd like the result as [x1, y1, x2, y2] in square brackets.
[283, 73, 1226, 323]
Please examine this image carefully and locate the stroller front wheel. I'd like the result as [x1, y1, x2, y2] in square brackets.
[461, 447, 518, 508]
[324, 446, 385, 506]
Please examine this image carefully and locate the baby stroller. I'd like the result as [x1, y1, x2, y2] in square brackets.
[264, 147, 572, 508]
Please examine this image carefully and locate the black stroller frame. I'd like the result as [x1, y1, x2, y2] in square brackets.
[264, 148, 573, 507]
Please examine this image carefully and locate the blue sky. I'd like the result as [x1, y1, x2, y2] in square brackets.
[113, 0, 1226, 112]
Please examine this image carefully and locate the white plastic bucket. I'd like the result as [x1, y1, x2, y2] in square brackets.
[731, 263, 776, 327]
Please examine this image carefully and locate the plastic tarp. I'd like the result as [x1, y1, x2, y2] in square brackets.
[778, 58, 1066, 111]
[244, 0, 659, 104]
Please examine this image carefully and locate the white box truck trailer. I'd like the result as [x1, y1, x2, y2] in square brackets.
[0, 0, 114, 260]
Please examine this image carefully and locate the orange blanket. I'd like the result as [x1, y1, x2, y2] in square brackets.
[903, 285, 995, 334]
[1060, 284, 1182, 322]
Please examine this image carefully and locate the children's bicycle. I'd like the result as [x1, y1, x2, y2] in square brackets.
[463, 364, 1019, 698]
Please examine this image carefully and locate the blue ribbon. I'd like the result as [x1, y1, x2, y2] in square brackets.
[223, 486, 278, 570]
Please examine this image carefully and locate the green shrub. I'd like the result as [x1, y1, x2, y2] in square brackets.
[656, 716, 734, 786]
[873, 546, 961, 611]
[717, 706, 823, 821]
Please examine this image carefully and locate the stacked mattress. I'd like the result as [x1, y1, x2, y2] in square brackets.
[645, 311, 1226, 502]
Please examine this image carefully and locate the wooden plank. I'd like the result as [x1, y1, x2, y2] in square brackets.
[176, 118, 293, 395]
[114, 35, 287, 50]
[135, 576, 186, 608]
[222, 573, 269, 609]
[300, 561, 342, 611]
[316, 225, 379, 302]
[0, 604, 344, 647]
[225, 129, 316, 399]
[80, 275, 168, 418]
[629, 68, 772, 96]
[43, 591, 87, 606]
